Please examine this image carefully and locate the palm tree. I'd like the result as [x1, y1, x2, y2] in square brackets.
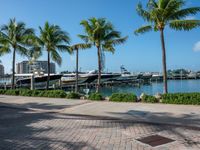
[79, 18, 127, 92]
[38, 22, 71, 90]
[134, 0, 200, 94]
[70, 43, 91, 93]
[0, 18, 35, 89]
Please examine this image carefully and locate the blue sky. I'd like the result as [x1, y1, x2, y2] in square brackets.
[0, 0, 200, 73]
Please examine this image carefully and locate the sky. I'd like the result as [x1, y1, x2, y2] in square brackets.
[0, 0, 200, 73]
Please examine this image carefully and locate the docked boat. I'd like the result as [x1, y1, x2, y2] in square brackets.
[187, 72, 197, 79]
[140, 72, 152, 81]
[16, 74, 63, 89]
[151, 73, 163, 81]
[116, 66, 138, 81]
[61, 73, 98, 86]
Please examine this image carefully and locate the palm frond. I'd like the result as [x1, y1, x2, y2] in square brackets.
[134, 25, 153, 35]
[71, 43, 92, 51]
[136, 2, 151, 21]
[0, 44, 11, 56]
[169, 20, 200, 31]
[51, 50, 62, 66]
[78, 35, 90, 43]
[16, 44, 28, 57]
[169, 7, 200, 20]
[110, 36, 128, 46]
[57, 45, 72, 53]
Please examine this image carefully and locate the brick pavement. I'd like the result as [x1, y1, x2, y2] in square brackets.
[0, 106, 200, 150]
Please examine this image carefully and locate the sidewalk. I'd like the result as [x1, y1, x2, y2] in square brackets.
[0, 95, 200, 149]
[0, 95, 199, 128]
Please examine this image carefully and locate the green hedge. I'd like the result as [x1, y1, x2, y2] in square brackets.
[109, 93, 137, 102]
[67, 92, 81, 99]
[141, 94, 158, 103]
[0, 89, 67, 98]
[89, 93, 103, 101]
[161, 93, 200, 105]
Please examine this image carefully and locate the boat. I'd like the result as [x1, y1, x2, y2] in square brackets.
[115, 65, 138, 81]
[61, 72, 98, 86]
[187, 72, 197, 79]
[138, 72, 152, 81]
[151, 73, 163, 81]
[16, 74, 63, 89]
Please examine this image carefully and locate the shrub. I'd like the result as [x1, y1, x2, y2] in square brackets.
[43, 90, 67, 98]
[20, 89, 33, 96]
[109, 93, 137, 102]
[89, 93, 103, 101]
[0, 89, 67, 98]
[141, 94, 158, 103]
[0, 90, 6, 95]
[67, 92, 81, 99]
[5, 90, 20, 96]
[161, 93, 200, 105]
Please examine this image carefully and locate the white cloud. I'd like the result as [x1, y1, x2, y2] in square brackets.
[193, 41, 200, 52]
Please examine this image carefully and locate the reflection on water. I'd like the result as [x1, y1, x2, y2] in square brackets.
[97, 80, 200, 96]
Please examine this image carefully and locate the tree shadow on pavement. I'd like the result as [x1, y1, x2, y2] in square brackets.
[0, 103, 97, 150]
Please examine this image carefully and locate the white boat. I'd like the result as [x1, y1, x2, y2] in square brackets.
[116, 65, 138, 81]
[187, 72, 197, 79]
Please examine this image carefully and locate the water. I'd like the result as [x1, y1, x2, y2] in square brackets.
[95, 80, 200, 96]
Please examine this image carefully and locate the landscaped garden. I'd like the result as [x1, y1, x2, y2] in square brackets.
[0, 89, 199, 105]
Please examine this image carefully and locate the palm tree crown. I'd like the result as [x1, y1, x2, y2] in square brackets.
[39, 22, 71, 65]
[79, 17, 127, 92]
[135, 0, 200, 34]
[0, 18, 35, 88]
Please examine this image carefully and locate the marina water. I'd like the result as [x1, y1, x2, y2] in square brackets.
[93, 80, 200, 96]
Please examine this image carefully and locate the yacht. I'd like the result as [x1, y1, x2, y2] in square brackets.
[187, 72, 197, 79]
[151, 73, 163, 81]
[115, 66, 138, 81]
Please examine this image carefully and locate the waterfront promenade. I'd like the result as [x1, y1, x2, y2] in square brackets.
[0, 95, 200, 150]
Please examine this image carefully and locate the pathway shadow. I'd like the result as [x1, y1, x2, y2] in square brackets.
[0, 103, 96, 150]
[0, 102, 74, 111]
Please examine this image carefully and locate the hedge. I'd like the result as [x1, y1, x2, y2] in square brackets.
[109, 93, 137, 102]
[0, 89, 67, 98]
[89, 93, 103, 101]
[161, 93, 200, 105]
[67, 92, 81, 99]
[141, 94, 158, 103]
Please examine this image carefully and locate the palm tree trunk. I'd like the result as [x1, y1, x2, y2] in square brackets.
[96, 46, 101, 93]
[11, 47, 16, 89]
[160, 29, 168, 94]
[75, 48, 79, 93]
[46, 51, 50, 90]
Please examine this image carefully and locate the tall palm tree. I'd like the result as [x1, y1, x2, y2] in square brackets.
[134, 0, 200, 94]
[79, 18, 127, 92]
[70, 43, 91, 93]
[0, 18, 35, 89]
[38, 22, 71, 90]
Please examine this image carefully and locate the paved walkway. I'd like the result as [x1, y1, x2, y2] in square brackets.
[63, 102, 200, 128]
[0, 95, 200, 150]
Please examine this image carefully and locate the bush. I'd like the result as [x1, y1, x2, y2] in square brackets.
[109, 93, 137, 102]
[0, 90, 6, 95]
[89, 93, 103, 101]
[141, 94, 158, 103]
[20, 89, 33, 96]
[67, 92, 81, 99]
[0, 89, 67, 98]
[5, 90, 20, 96]
[161, 93, 200, 105]
[43, 90, 67, 98]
